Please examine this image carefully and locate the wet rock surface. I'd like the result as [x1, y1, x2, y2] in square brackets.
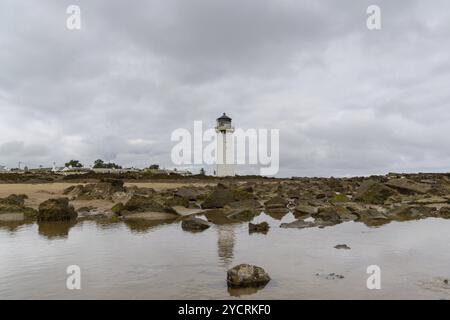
[181, 217, 210, 232]
[0, 194, 36, 219]
[316, 273, 345, 280]
[334, 244, 351, 250]
[37, 198, 77, 222]
[227, 264, 271, 287]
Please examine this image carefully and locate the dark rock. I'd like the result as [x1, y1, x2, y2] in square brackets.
[334, 244, 351, 250]
[111, 202, 125, 215]
[227, 264, 270, 287]
[174, 187, 201, 201]
[316, 272, 345, 280]
[202, 184, 253, 209]
[0, 194, 35, 217]
[354, 180, 397, 204]
[280, 219, 315, 229]
[124, 195, 176, 214]
[181, 217, 210, 232]
[63, 179, 126, 200]
[227, 209, 259, 222]
[264, 196, 287, 210]
[37, 198, 77, 222]
[386, 178, 432, 194]
[248, 221, 269, 233]
[294, 204, 318, 216]
[314, 206, 357, 223]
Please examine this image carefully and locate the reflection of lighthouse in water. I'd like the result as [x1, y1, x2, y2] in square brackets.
[217, 224, 236, 266]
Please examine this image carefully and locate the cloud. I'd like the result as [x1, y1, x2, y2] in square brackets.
[0, 0, 449, 176]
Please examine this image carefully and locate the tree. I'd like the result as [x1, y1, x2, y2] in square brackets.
[65, 160, 83, 168]
[199, 168, 205, 176]
[93, 159, 122, 169]
[149, 164, 160, 170]
[93, 159, 105, 168]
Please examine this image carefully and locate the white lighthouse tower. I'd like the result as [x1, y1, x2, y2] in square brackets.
[215, 113, 235, 177]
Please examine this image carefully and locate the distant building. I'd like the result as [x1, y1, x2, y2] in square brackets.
[92, 167, 141, 174]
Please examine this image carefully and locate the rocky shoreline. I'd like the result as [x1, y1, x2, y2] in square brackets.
[2, 172, 450, 294]
[1, 173, 450, 230]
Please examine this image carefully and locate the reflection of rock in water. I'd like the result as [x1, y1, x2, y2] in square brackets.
[0, 220, 33, 233]
[124, 218, 176, 234]
[227, 284, 268, 297]
[217, 224, 235, 266]
[38, 221, 77, 240]
[265, 209, 288, 220]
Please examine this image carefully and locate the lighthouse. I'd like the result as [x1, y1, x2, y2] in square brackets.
[215, 113, 235, 177]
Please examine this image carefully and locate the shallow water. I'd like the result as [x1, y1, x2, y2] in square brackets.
[1, 213, 449, 299]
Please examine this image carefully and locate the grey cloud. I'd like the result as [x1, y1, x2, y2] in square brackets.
[1, 0, 450, 176]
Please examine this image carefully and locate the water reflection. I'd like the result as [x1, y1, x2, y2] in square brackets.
[217, 224, 236, 267]
[0, 220, 33, 233]
[265, 209, 288, 220]
[124, 218, 177, 233]
[38, 221, 77, 239]
[227, 284, 268, 297]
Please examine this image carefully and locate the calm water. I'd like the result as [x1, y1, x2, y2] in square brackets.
[1, 213, 450, 300]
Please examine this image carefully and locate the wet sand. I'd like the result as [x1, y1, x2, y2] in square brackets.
[0, 182, 216, 210]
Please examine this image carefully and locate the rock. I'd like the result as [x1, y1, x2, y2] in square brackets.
[316, 273, 345, 280]
[227, 264, 270, 287]
[334, 244, 351, 250]
[0, 194, 35, 218]
[280, 219, 316, 229]
[227, 209, 259, 222]
[174, 187, 201, 201]
[225, 199, 262, 210]
[386, 178, 432, 194]
[354, 180, 397, 204]
[63, 179, 126, 200]
[202, 184, 253, 209]
[181, 217, 210, 232]
[37, 198, 77, 222]
[357, 208, 390, 227]
[313, 206, 357, 223]
[124, 195, 176, 214]
[389, 205, 436, 221]
[111, 202, 125, 215]
[264, 196, 287, 210]
[204, 209, 235, 225]
[0, 194, 28, 207]
[294, 204, 318, 216]
[280, 217, 336, 229]
[248, 221, 269, 233]
[438, 207, 450, 219]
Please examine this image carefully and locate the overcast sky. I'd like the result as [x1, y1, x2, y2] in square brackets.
[1, 0, 450, 177]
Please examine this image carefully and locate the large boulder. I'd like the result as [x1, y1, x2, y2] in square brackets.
[264, 196, 287, 210]
[202, 184, 253, 209]
[63, 179, 126, 200]
[0, 194, 37, 218]
[124, 195, 176, 214]
[386, 178, 432, 194]
[354, 180, 397, 204]
[174, 187, 201, 201]
[227, 264, 271, 287]
[181, 217, 210, 232]
[313, 205, 357, 223]
[37, 198, 77, 222]
[294, 204, 318, 216]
